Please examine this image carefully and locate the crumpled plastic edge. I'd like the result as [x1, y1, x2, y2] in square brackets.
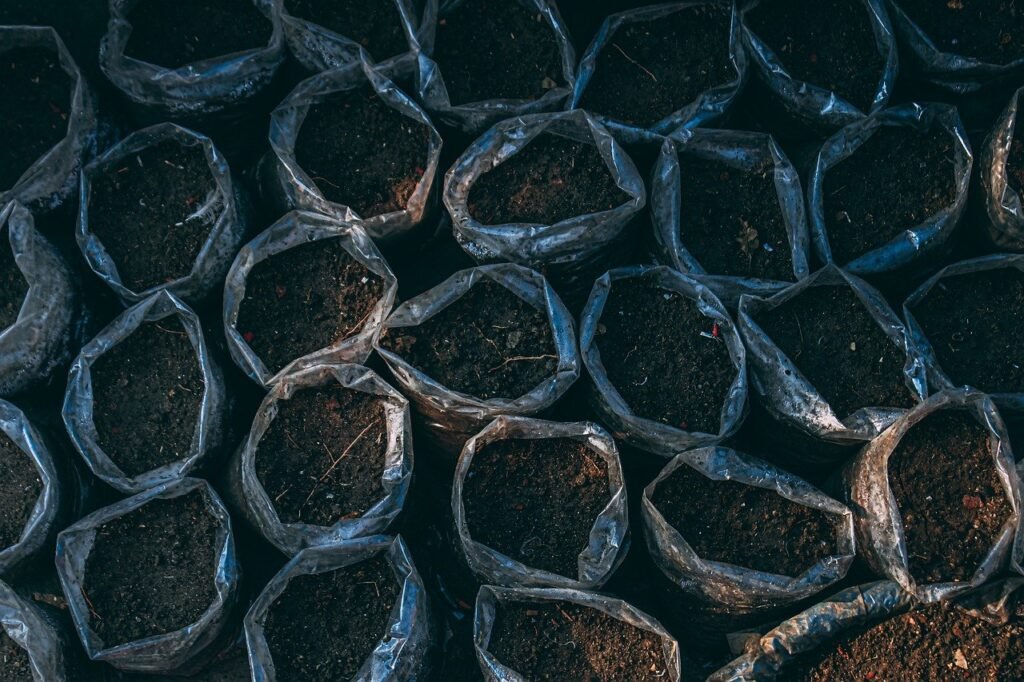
[981, 87, 1024, 250]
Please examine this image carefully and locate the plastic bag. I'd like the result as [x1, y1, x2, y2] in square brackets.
[63, 290, 228, 495]
[223, 211, 399, 387]
[808, 103, 972, 275]
[579, 265, 748, 458]
[244, 535, 432, 681]
[981, 87, 1024, 250]
[474, 585, 682, 682]
[737, 263, 927, 443]
[54, 478, 241, 674]
[0, 579, 83, 682]
[77, 122, 249, 305]
[452, 416, 628, 590]
[650, 129, 810, 306]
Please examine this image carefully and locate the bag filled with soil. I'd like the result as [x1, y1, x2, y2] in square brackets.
[415, 0, 576, 133]
[223, 211, 398, 387]
[845, 389, 1021, 602]
[737, 263, 927, 443]
[0, 579, 85, 682]
[579, 265, 748, 458]
[739, 0, 898, 129]
[808, 103, 971, 275]
[77, 123, 249, 305]
[263, 56, 442, 241]
[452, 416, 628, 590]
[244, 535, 432, 682]
[981, 86, 1024, 250]
[54, 478, 240, 674]
[230, 363, 413, 556]
[376, 263, 579, 459]
[63, 290, 228, 494]
[650, 129, 810, 306]
[474, 585, 682, 681]
[570, 1, 747, 143]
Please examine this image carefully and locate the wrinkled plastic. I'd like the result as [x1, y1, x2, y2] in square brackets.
[77, 123, 249, 304]
[0, 580, 79, 682]
[55, 478, 241, 674]
[244, 535, 432, 681]
[981, 87, 1024, 250]
[737, 264, 927, 443]
[63, 291, 228, 495]
[579, 265, 748, 458]
[474, 585, 682, 682]
[809, 103, 972, 275]
[223, 211, 399, 388]
[452, 416, 629, 590]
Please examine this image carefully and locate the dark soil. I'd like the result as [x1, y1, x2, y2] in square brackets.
[490, 600, 672, 681]
[88, 140, 217, 293]
[124, 0, 274, 69]
[910, 267, 1024, 395]
[823, 125, 958, 265]
[463, 437, 612, 577]
[888, 410, 1012, 584]
[755, 285, 916, 417]
[90, 318, 204, 478]
[0, 47, 71, 190]
[432, 0, 565, 105]
[0, 432, 41, 550]
[1008, 137, 1024, 196]
[594, 278, 736, 434]
[255, 384, 388, 527]
[380, 280, 558, 401]
[897, 0, 1024, 65]
[578, 4, 735, 127]
[236, 237, 385, 375]
[294, 88, 431, 216]
[284, 0, 409, 60]
[467, 133, 629, 225]
[0, 631, 33, 682]
[746, 0, 886, 111]
[0, 234, 27, 331]
[83, 492, 220, 647]
[263, 555, 399, 681]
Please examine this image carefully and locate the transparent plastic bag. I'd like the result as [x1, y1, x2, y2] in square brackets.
[0, 579, 83, 682]
[981, 87, 1024, 250]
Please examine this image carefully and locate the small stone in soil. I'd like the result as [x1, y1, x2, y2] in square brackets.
[0, 233, 27, 331]
[284, 0, 409, 60]
[0, 431, 41, 551]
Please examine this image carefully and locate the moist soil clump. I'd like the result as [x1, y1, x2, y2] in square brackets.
[595, 278, 735, 434]
[90, 318, 204, 478]
[888, 410, 1012, 584]
[467, 133, 629, 225]
[896, 0, 1024, 65]
[88, 140, 218, 293]
[0, 631, 33, 682]
[236, 238, 385, 375]
[1008, 137, 1024, 196]
[380, 280, 558, 400]
[755, 285, 915, 417]
[123, 0, 273, 69]
[462, 437, 612, 577]
[0, 236, 27, 331]
[823, 126, 958, 264]
[0, 432, 41, 550]
[255, 385, 388, 527]
[293, 88, 431, 216]
[263, 555, 399, 682]
[82, 492, 220, 647]
[490, 600, 671, 681]
[431, 0, 564, 105]
[285, 0, 409, 60]
[578, 5, 735, 127]
[746, 0, 885, 111]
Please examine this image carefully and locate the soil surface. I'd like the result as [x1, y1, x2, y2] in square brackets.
[489, 600, 671, 681]
[0, 233, 27, 331]
[595, 278, 736, 434]
[124, 0, 273, 69]
[381, 280, 558, 401]
[1007, 137, 1024, 199]
[88, 139, 218, 293]
[0, 432, 41, 551]
[746, 0, 885, 111]
[888, 410, 1012, 584]
[910, 267, 1024, 395]
[236, 237, 385, 375]
[755, 284, 915, 417]
[463, 437, 612, 577]
[83, 492, 220, 647]
[579, 4, 735, 127]
[263, 555, 399, 681]
[823, 125, 958, 265]
[90, 318, 204, 478]
[255, 384, 388, 527]
[897, 0, 1024, 65]
[294, 88, 430, 217]
[0, 47, 71, 191]
[285, 0, 409, 60]
[432, 0, 564, 105]
[467, 133, 629, 225]
[0, 631, 33, 682]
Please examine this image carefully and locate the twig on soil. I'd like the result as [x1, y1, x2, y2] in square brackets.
[611, 43, 658, 82]
[299, 422, 376, 514]
[82, 589, 102, 621]
[487, 354, 557, 373]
